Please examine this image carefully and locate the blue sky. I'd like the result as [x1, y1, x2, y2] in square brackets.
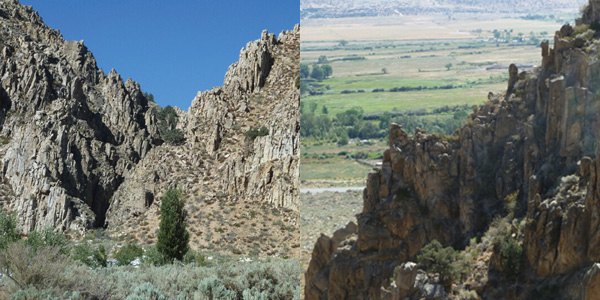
[21, 1, 299, 109]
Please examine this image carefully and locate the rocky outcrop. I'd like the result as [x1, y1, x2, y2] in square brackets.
[104, 26, 300, 255]
[391, 264, 448, 300]
[305, 222, 358, 300]
[0, 0, 299, 250]
[182, 27, 300, 210]
[306, 1, 600, 298]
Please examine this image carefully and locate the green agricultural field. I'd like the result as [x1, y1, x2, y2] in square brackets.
[303, 84, 500, 116]
[299, 13, 570, 187]
[300, 139, 387, 152]
[300, 140, 387, 186]
[314, 77, 459, 93]
[300, 156, 373, 183]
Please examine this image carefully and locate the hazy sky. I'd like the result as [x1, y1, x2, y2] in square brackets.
[21, 1, 299, 109]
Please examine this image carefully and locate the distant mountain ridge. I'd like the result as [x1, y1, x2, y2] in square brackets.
[301, 0, 586, 18]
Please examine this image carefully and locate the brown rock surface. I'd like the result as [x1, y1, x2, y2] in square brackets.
[306, 0, 600, 298]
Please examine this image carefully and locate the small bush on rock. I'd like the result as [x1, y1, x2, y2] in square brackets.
[245, 126, 269, 140]
[162, 128, 185, 145]
[153, 105, 186, 145]
[417, 240, 460, 284]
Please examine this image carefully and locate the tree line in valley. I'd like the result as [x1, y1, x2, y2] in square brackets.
[301, 103, 472, 145]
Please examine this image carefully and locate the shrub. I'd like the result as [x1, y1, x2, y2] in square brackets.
[25, 227, 68, 254]
[125, 282, 166, 300]
[72, 243, 107, 268]
[155, 105, 178, 128]
[242, 288, 270, 300]
[156, 189, 189, 263]
[196, 277, 236, 300]
[101, 257, 300, 299]
[162, 128, 185, 145]
[0, 243, 70, 290]
[115, 244, 144, 266]
[10, 288, 83, 300]
[0, 211, 18, 249]
[153, 105, 185, 145]
[141, 245, 166, 266]
[417, 240, 459, 284]
[504, 190, 519, 218]
[246, 126, 269, 140]
[458, 290, 479, 300]
[500, 235, 523, 279]
[183, 249, 209, 266]
[337, 131, 349, 146]
[144, 92, 155, 103]
[3, 244, 300, 298]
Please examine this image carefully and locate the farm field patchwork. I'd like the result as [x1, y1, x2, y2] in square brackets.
[299, 12, 567, 186]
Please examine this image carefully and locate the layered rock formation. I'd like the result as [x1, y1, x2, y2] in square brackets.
[0, 0, 299, 256]
[306, 0, 600, 298]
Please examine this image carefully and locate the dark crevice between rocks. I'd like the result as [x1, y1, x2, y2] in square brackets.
[90, 175, 123, 228]
[0, 86, 12, 131]
[144, 191, 154, 208]
[59, 137, 125, 229]
[72, 92, 118, 145]
[134, 92, 150, 131]
[267, 167, 274, 185]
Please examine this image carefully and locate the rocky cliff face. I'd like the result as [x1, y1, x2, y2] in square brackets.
[0, 0, 299, 257]
[0, 0, 159, 233]
[306, 0, 600, 298]
[183, 27, 299, 210]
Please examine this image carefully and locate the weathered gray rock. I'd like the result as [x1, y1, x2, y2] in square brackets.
[0, 1, 159, 233]
[391, 262, 419, 299]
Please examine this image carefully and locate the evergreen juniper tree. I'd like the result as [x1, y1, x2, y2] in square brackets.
[156, 189, 189, 262]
